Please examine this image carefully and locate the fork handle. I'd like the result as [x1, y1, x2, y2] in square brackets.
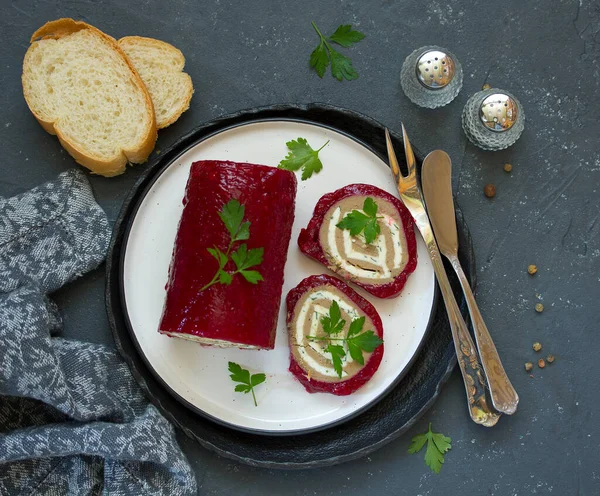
[423, 233, 501, 427]
[449, 256, 519, 415]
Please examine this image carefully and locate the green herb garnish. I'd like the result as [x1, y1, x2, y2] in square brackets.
[278, 137, 329, 180]
[308, 301, 383, 378]
[336, 197, 382, 244]
[228, 361, 266, 407]
[201, 199, 263, 291]
[321, 298, 346, 334]
[408, 423, 452, 474]
[310, 22, 365, 81]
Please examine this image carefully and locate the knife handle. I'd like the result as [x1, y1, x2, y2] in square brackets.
[422, 229, 501, 427]
[449, 256, 519, 415]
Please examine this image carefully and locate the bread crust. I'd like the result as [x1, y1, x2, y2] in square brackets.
[22, 18, 157, 176]
[118, 35, 194, 129]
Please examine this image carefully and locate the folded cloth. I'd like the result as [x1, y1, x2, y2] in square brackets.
[0, 170, 197, 496]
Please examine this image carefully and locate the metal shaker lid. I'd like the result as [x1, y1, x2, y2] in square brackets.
[415, 50, 455, 89]
[479, 93, 519, 132]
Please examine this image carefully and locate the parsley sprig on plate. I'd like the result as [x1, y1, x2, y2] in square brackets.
[228, 362, 266, 407]
[408, 423, 452, 473]
[336, 197, 382, 244]
[310, 22, 365, 81]
[308, 300, 383, 378]
[201, 199, 264, 291]
[278, 137, 329, 180]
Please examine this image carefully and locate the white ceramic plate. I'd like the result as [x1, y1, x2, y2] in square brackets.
[122, 120, 435, 434]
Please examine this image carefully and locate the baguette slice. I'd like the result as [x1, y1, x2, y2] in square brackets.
[22, 18, 157, 177]
[119, 36, 193, 129]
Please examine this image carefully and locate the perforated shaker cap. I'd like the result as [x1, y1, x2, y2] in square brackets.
[416, 50, 455, 89]
[479, 93, 519, 132]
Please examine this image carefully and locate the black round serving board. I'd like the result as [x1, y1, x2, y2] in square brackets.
[105, 103, 475, 469]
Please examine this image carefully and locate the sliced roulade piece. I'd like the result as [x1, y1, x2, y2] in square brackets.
[286, 274, 384, 396]
[158, 160, 297, 349]
[298, 184, 417, 299]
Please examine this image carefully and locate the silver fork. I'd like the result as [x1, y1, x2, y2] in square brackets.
[385, 125, 500, 427]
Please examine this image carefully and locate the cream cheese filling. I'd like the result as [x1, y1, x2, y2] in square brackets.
[327, 206, 404, 280]
[295, 289, 360, 378]
[160, 331, 262, 349]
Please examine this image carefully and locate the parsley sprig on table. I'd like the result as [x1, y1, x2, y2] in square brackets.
[201, 199, 264, 291]
[310, 22, 365, 81]
[228, 362, 266, 407]
[308, 301, 383, 378]
[408, 423, 452, 473]
[336, 197, 382, 244]
[278, 137, 329, 180]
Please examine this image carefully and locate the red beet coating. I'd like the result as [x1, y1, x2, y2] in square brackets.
[287, 274, 384, 395]
[158, 160, 297, 349]
[298, 184, 418, 299]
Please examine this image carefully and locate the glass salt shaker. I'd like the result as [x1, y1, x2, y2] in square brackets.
[462, 88, 525, 150]
[400, 46, 463, 108]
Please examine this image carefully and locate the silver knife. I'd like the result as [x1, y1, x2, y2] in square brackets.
[421, 150, 519, 415]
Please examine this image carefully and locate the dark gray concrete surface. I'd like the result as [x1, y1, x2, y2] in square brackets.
[1, 0, 599, 494]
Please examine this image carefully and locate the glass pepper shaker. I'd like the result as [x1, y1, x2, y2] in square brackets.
[462, 88, 525, 150]
[400, 45, 463, 108]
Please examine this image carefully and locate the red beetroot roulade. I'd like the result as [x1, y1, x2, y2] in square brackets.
[298, 184, 417, 299]
[158, 160, 297, 349]
[287, 274, 384, 395]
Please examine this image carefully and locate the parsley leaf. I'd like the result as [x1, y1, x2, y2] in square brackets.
[321, 300, 346, 335]
[432, 431, 452, 454]
[245, 247, 264, 268]
[328, 24, 366, 47]
[408, 423, 452, 474]
[201, 200, 264, 291]
[346, 314, 383, 366]
[325, 344, 345, 378]
[363, 197, 378, 217]
[329, 49, 358, 81]
[219, 199, 245, 239]
[228, 361, 266, 407]
[310, 41, 329, 78]
[308, 302, 383, 378]
[231, 245, 264, 284]
[278, 137, 329, 180]
[218, 270, 232, 285]
[207, 246, 228, 266]
[347, 316, 365, 337]
[407, 433, 428, 454]
[336, 197, 381, 244]
[336, 211, 370, 236]
[349, 331, 383, 352]
[240, 270, 263, 284]
[231, 244, 264, 271]
[234, 221, 251, 242]
[310, 22, 365, 81]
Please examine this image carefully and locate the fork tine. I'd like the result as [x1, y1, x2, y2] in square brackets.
[401, 123, 417, 175]
[385, 128, 402, 178]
